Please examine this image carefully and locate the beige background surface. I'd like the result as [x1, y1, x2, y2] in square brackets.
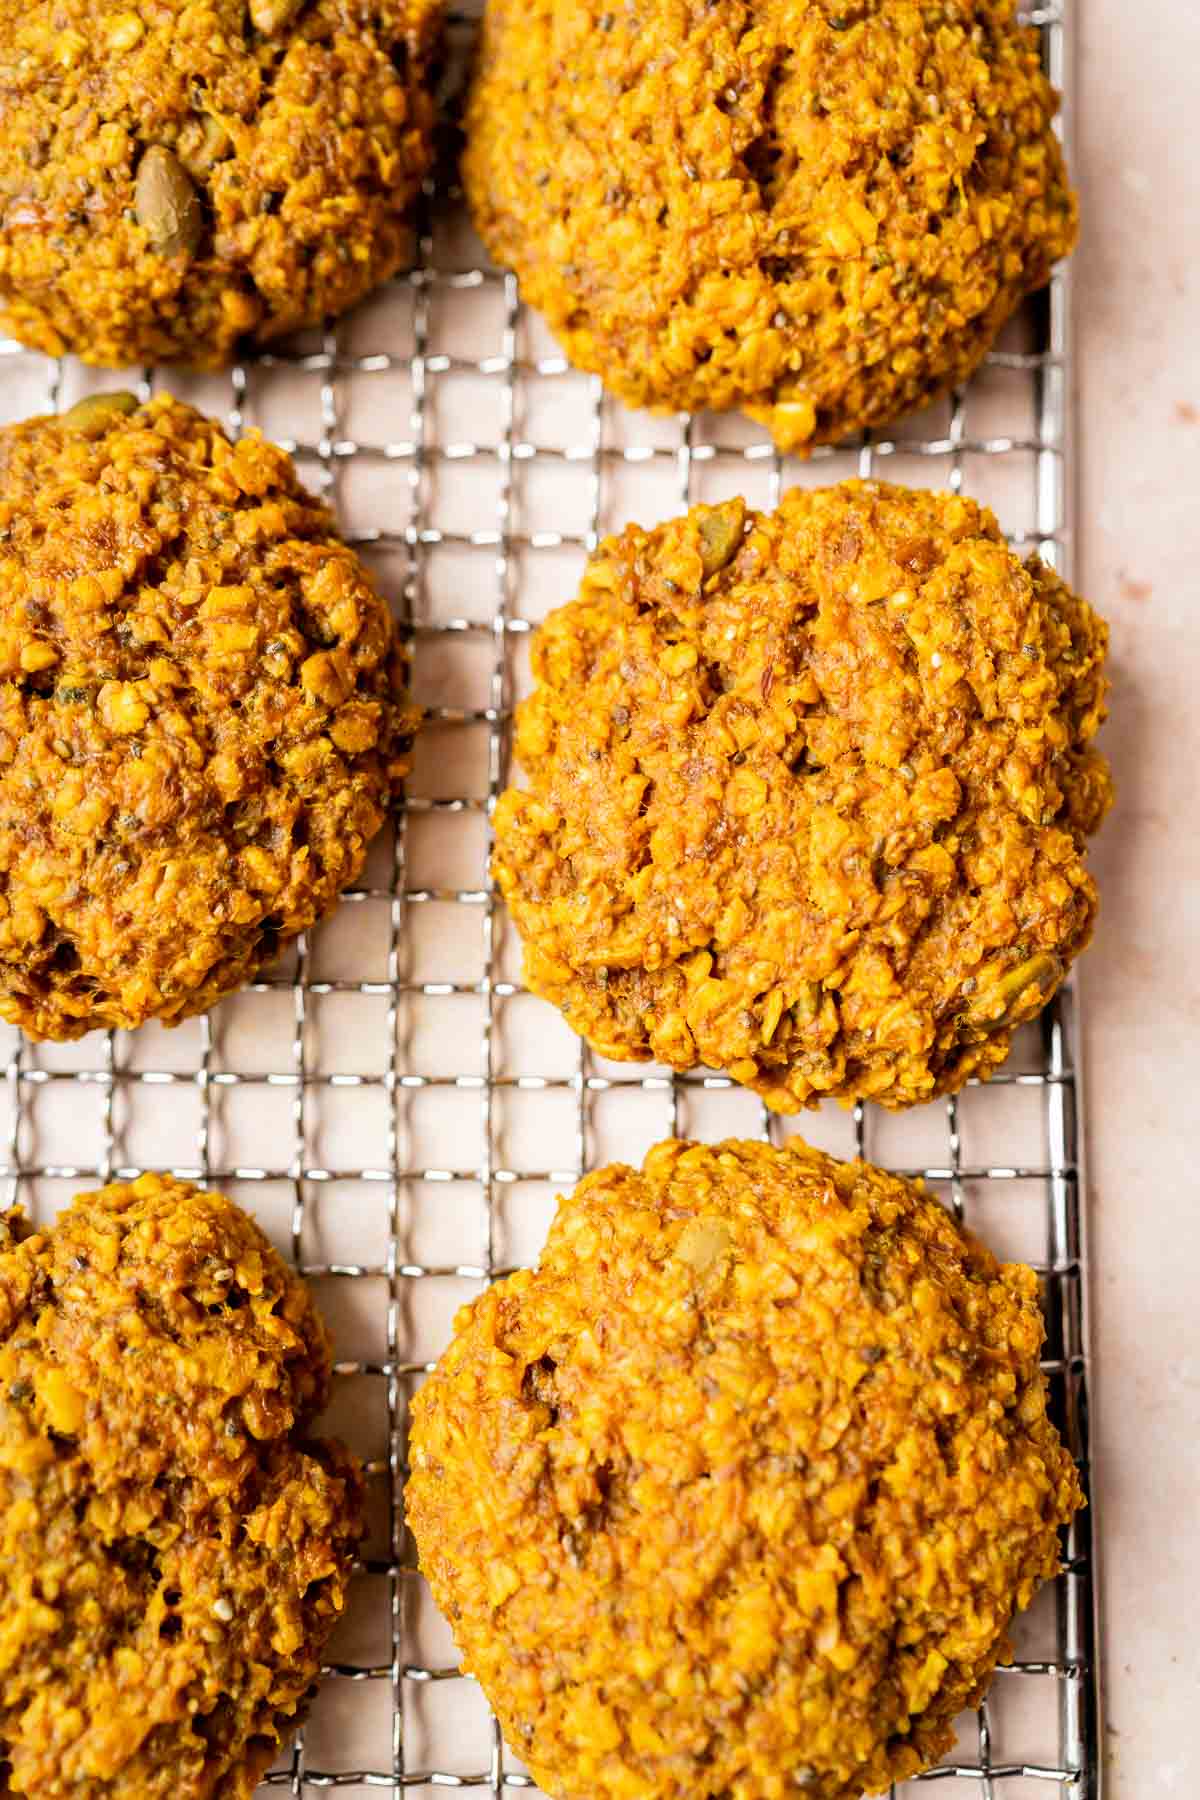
[1077, 4, 1200, 1790]
[0, 3, 1182, 1791]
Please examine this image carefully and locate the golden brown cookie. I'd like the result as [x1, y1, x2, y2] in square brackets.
[0, 392, 418, 1039]
[0, 1172, 363, 1798]
[408, 1135, 1082, 1800]
[493, 480, 1111, 1110]
[464, 0, 1077, 450]
[0, 0, 442, 367]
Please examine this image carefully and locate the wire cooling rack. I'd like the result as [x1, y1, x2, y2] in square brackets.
[0, 3, 1099, 1796]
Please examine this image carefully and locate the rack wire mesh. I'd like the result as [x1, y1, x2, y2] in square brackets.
[0, 1, 1099, 1794]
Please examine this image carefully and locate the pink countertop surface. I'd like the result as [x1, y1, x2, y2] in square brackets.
[0, 6, 1184, 1788]
[1077, 5, 1200, 1788]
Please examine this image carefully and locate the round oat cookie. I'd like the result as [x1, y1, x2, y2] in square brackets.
[0, 391, 418, 1040]
[493, 479, 1111, 1110]
[464, 0, 1077, 451]
[0, 1171, 363, 1798]
[0, 0, 442, 367]
[408, 1135, 1083, 1800]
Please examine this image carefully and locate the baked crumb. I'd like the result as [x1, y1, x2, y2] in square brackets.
[494, 480, 1111, 1109]
[409, 1135, 1083, 1800]
[0, 392, 418, 1039]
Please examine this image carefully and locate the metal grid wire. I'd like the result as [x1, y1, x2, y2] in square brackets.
[0, 1, 1099, 1795]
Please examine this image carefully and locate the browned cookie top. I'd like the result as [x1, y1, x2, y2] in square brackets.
[465, 0, 1076, 449]
[0, 392, 418, 1039]
[0, 1172, 363, 1797]
[0, 0, 442, 366]
[494, 480, 1111, 1110]
[409, 1136, 1082, 1800]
